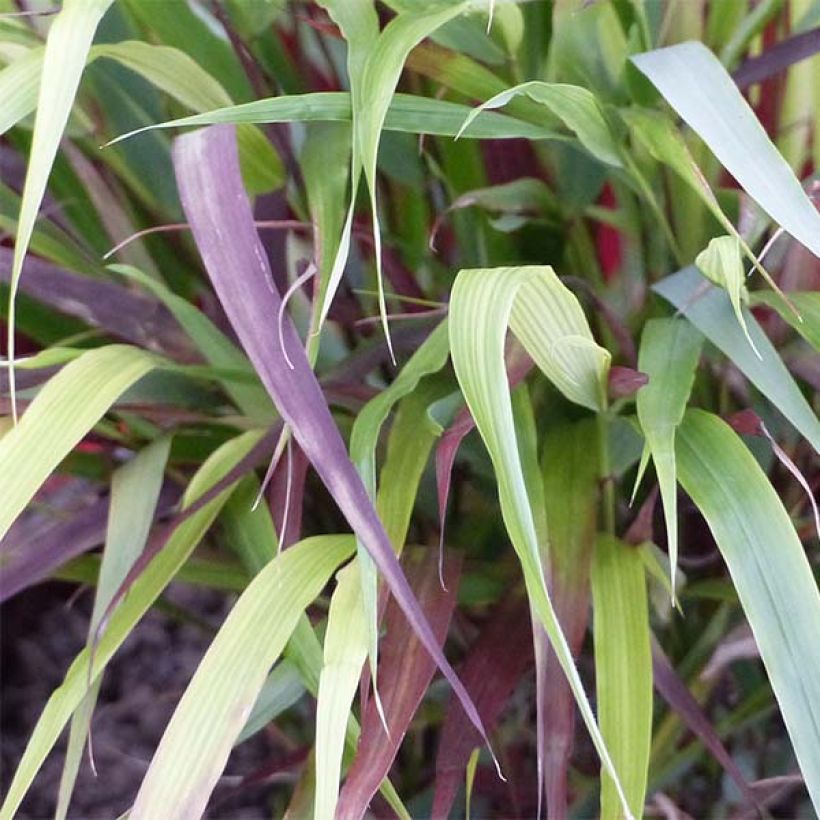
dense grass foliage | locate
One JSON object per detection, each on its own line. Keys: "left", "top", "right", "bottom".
{"left": 1, "top": 1, "right": 819, "bottom": 817}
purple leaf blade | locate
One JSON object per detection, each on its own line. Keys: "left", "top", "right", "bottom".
{"left": 171, "top": 123, "right": 493, "bottom": 766}
{"left": 337, "top": 547, "right": 461, "bottom": 820}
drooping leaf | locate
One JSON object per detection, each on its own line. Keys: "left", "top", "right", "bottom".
{"left": 0, "top": 429, "right": 265, "bottom": 820}
{"left": 695, "top": 235, "right": 758, "bottom": 356}
{"left": 130, "top": 535, "right": 356, "bottom": 820}
{"left": 448, "top": 264, "right": 630, "bottom": 815}
{"left": 6, "top": 0, "right": 115, "bottom": 419}
{"left": 0, "top": 249, "right": 192, "bottom": 359}
{"left": 676, "top": 409, "right": 820, "bottom": 810}
{"left": 654, "top": 267, "right": 820, "bottom": 453}
{"left": 592, "top": 534, "right": 653, "bottom": 819}
{"left": 636, "top": 318, "right": 703, "bottom": 597}
{"left": 0, "top": 345, "right": 156, "bottom": 541}
{"left": 622, "top": 105, "right": 781, "bottom": 296}
{"left": 318, "top": 1, "right": 470, "bottom": 354}
{"left": 631, "top": 41, "right": 820, "bottom": 258}
{"left": 0, "top": 488, "right": 109, "bottom": 602}
{"left": 172, "top": 123, "right": 493, "bottom": 757}
{"left": 458, "top": 81, "right": 623, "bottom": 167}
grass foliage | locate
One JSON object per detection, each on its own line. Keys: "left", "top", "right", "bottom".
{"left": 0, "top": 1, "right": 818, "bottom": 817}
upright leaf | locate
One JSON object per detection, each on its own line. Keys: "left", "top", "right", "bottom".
{"left": 540, "top": 420, "right": 600, "bottom": 817}
{"left": 336, "top": 548, "right": 461, "bottom": 820}
{"left": 314, "top": 561, "right": 369, "bottom": 820}
{"left": 56, "top": 435, "right": 172, "bottom": 820}
{"left": 318, "top": 1, "right": 469, "bottom": 354}
{"left": 636, "top": 318, "right": 703, "bottom": 597}
{"left": 592, "top": 535, "right": 653, "bottom": 819}
{"left": 6, "top": 0, "right": 115, "bottom": 419}
{"left": 676, "top": 410, "right": 820, "bottom": 810}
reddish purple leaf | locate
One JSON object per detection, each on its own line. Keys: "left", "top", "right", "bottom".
{"left": 432, "top": 597, "right": 534, "bottom": 818}
{"left": 268, "top": 439, "right": 309, "bottom": 550}
{"left": 171, "top": 123, "right": 491, "bottom": 754}
{"left": 435, "top": 345, "right": 534, "bottom": 549}
{"left": 337, "top": 547, "right": 461, "bottom": 820}
{"left": 652, "top": 639, "right": 758, "bottom": 808}
{"left": 0, "top": 247, "right": 195, "bottom": 361}
{"left": 0, "top": 484, "right": 107, "bottom": 602}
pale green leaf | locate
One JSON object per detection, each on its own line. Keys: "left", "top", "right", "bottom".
{"left": 632, "top": 41, "right": 820, "bottom": 258}
{"left": 622, "top": 105, "right": 786, "bottom": 301}
{"left": 131, "top": 536, "right": 356, "bottom": 820}
{"left": 315, "top": 561, "right": 368, "bottom": 820}
{"left": 676, "top": 409, "right": 820, "bottom": 810}
{"left": 0, "top": 46, "right": 42, "bottom": 135}
{"left": 449, "top": 265, "right": 629, "bottom": 816}
{"left": 0, "top": 345, "right": 156, "bottom": 541}
{"left": 750, "top": 290, "right": 820, "bottom": 351}
{"left": 695, "top": 235, "right": 759, "bottom": 356}
{"left": 0, "top": 429, "right": 265, "bottom": 820}
{"left": 636, "top": 318, "right": 703, "bottom": 598}
{"left": 592, "top": 534, "right": 653, "bottom": 820}
{"left": 654, "top": 267, "right": 820, "bottom": 453}
{"left": 6, "top": 0, "right": 115, "bottom": 419}
{"left": 108, "top": 91, "right": 562, "bottom": 145}
{"left": 458, "top": 81, "right": 623, "bottom": 167}
{"left": 56, "top": 434, "right": 172, "bottom": 820}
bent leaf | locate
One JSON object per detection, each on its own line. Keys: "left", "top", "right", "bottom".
{"left": 695, "top": 235, "right": 758, "bottom": 356}
{"left": 449, "top": 265, "right": 629, "bottom": 816}
{"left": 676, "top": 410, "right": 820, "bottom": 811}
{"left": 458, "top": 81, "right": 622, "bottom": 167}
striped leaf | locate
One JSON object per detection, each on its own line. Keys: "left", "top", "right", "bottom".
{"left": 448, "top": 265, "right": 630, "bottom": 816}
{"left": 131, "top": 536, "right": 356, "bottom": 820}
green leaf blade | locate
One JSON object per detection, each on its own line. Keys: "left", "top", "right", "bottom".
{"left": 677, "top": 410, "right": 820, "bottom": 810}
